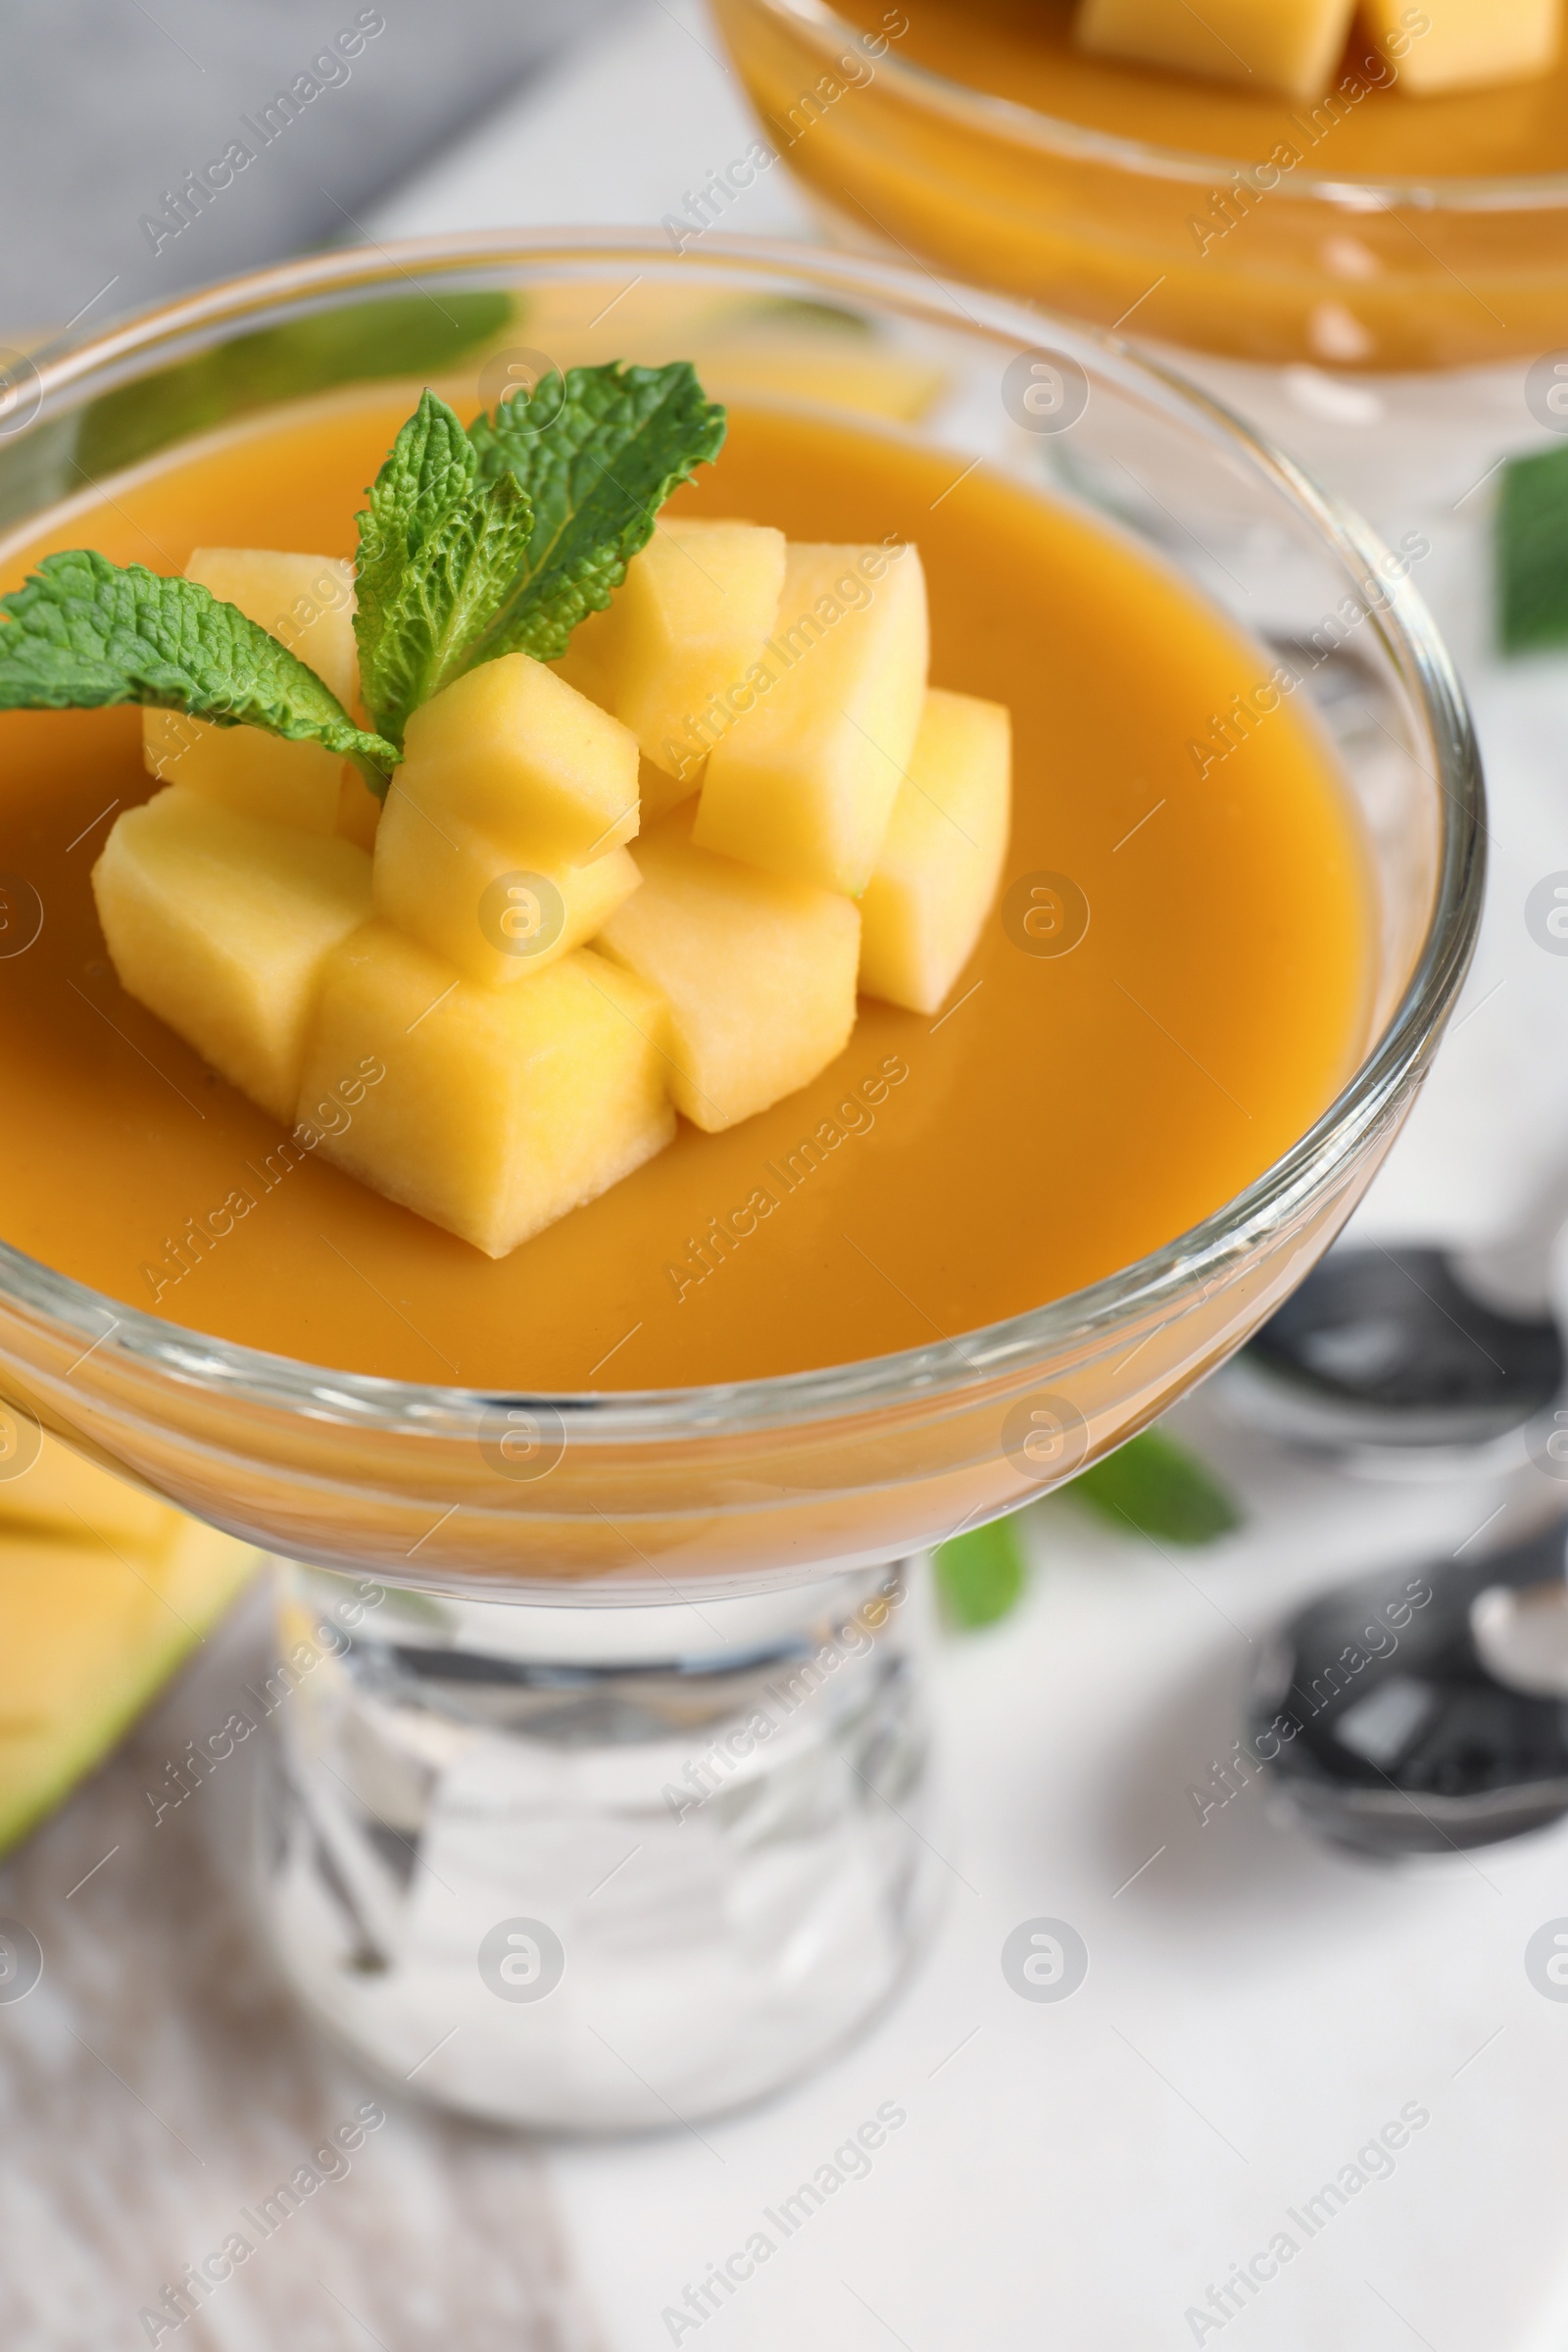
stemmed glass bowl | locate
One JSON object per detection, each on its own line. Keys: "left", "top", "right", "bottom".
{"left": 0, "top": 231, "right": 1483, "bottom": 2126}
{"left": 712, "top": 0, "right": 1568, "bottom": 539}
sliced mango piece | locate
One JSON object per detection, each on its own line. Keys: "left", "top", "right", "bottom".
{"left": 640, "top": 754, "right": 699, "bottom": 829}
{"left": 143, "top": 550, "right": 357, "bottom": 835}
{"left": 568, "top": 519, "right": 786, "bottom": 782}
{"left": 597, "top": 809, "right": 859, "bottom": 1133}
{"left": 397, "top": 653, "right": 640, "bottom": 868}
{"left": 337, "top": 769, "right": 382, "bottom": 852}
{"left": 299, "top": 925, "right": 674, "bottom": 1256}
{"left": 1363, "top": 0, "right": 1560, "bottom": 90}
{"left": 0, "top": 1472, "right": 258, "bottom": 1858}
{"left": 1075, "top": 0, "right": 1356, "bottom": 97}
{"left": 694, "top": 542, "right": 928, "bottom": 895}
{"left": 859, "top": 690, "right": 1012, "bottom": 1016}
{"left": 0, "top": 1423, "right": 170, "bottom": 1553}
{"left": 372, "top": 783, "right": 641, "bottom": 988}
{"left": 92, "top": 785, "right": 373, "bottom": 1121}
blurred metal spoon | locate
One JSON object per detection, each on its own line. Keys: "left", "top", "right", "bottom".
{"left": 1223, "top": 1240, "right": 1565, "bottom": 1466}
{"left": 1250, "top": 1516, "right": 1568, "bottom": 1855}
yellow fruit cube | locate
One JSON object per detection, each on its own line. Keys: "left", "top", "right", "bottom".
{"left": 858, "top": 690, "right": 1012, "bottom": 1016}
{"left": 397, "top": 653, "right": 640, "bottom": 868}
{"left": 693, "top": 542, "right": 928, "bottom": 895}
{"left": 337, "top": 770, "right": 382, "bottom": 851}
{"left": 0, "top": 1509, "right": 256, "bottom": 1858}
{"left": 1363, "top": 0, "right": 1559, "bottom": 90}
{"left": 92, "top": 785, "right": 373, "bottom": 1121}
{"left": 597, "top": 809, "right": 859, "bottom": 1133}
{"left": 569, "top": 518, "right": 786, "bottom": 781}
{"left": 1075, "top": 0, "right": 1356, "bottom": 97}
{"left": 371, "top": 783, "right": 641, "bottom": 988}
{"left": 0, "top": 1424, "right": 171, "bottom": 1553}
{"left": 299, "top": 927, "right": 675, "bottom": 1256}
{"left": 143, "top": 550, "right": 358, "bottom": 835}
{"left": 640, "top": 754, "right": 698, "bottom": 828}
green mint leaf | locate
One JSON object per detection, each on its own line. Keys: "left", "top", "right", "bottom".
{"left": 934, "top": 1516, "right": 1028, "bottom": 1630}
{"left": 1069, "top": 1430, "right": 1241, "bottom": 1547}
{"left": 466, "top": 360, "right": 726, "bottom": 664}
{"left": 353, "top": 389, "right": 537, "bottom": 742}
{"left": 354, "top": 388, "right": 478, "bottom": 738}
{"left": 354, "top": 389, "right": 541, "bottom": 746}
{"left": 368, "top": 470, "right": 535, "bottom": 731}
{"left": 0, "top": 551, "right": 397, "bottom": 784}
{"left": 1497, "top": 442, "right": 1568, "bottom": 654}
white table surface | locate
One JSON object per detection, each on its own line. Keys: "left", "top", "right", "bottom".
{"left": 361, "top": 12, "right": 1568, "bottom": 2345}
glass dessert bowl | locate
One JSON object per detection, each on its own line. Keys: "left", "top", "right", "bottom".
{"left": 712, "top": 0, "right": 1568, "bottom": 539}
{"left": 0, "top": 230, "right": 1482, "bottom": 2127}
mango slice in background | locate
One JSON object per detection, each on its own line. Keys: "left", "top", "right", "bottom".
{"left": 0, "top": 1429, "right": 259, "bottom": 1857}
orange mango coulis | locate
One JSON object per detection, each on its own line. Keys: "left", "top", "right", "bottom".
{"left": 720, "top": 0, "right": 1568, "bottom": 367}
{"left": 0, "top": 387, "right": 1372, "bottom": 1390}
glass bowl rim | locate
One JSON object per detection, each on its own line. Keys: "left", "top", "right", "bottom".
{"left": 0, "top": 226, "right": 1485, "bottom": 1444}
{"left": 736, "top": 0, "right": 1568, "bottom": 210}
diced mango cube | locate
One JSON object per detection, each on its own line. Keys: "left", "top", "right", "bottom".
{"left": 1075, "top": 0, "right": 1356, "bottom": 98}
{"left": 337, "top": 770, "right": 382, "bottom": 852}
{"left": 640, "top": 754, "right": 699, "bottom": 828}
{"left": 0, "top": 1425, "right": 172, "bottom": 1554}
{"left": 597, "top": 809, "right": 859, "bottom": 1133}
{"left": 92, "top": 785, "right": 372, "bottom": 1121}
{"left": 142, "top": 550, "right": 357, "bottom": 835}
{"left": 693, "top": 542, "right": 928, "bottom": 895}
{"left": 550, "top": 628, "right": 608, "bottom": 708}
{"left": 298, "top": 926, "right": 675, "bottom": 1256}
{"left": 371, "top": 783, "right": 641, "bottom": 988}
{"left": 858, "top": 690, "right": 1011, "bottom": 1016}
{"left": 397, "top": 653, "right": 640, "bottom": 868}
{"left": 569, "top": 518, "right": 786, "bottom": 782}
{"left": 1362, "top": 0, "right": 1559, "bottom": 90}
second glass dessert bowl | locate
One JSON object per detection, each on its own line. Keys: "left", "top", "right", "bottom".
{"left": 713, "top": 0, "right": 1568, "bottom": 540}
{"left": 0, "top": 230, "right": 1482, "bottom": 2127}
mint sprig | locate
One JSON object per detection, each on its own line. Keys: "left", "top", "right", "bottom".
{"left": 933, "top": 1430, "right": 1241, "bottom": 1634}
{"left": 1497, "top": 442, "right": 1568, "bottom": 654}
{"left": 0, "top": 360, "right": 725, "bottom": 797}
{"left": 0, "top": 551, "right": 397, "bottom": 788}
{"left": 1071, "top": 1429, "right": 1242, "bottom": 1546}
{"left": 354, "top": 389, "right": 536, "bottom": 750}
{"left": 352, "top": 363, "right": 726, "bottom": 745}
{"left": 934, "top": 1518, "right": 1027, "bottom": 1630}
{"left": 466, "top": 360, "right": 727, "bottom": 663}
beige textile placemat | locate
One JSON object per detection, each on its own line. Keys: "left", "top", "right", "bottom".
{"left": 0, "top": 1579, "right": 607, "bottom": 2352}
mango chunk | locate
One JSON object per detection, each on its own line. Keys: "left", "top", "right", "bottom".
{"left": 397, "top": 653, "right": 640, "bottom": 868}
{"left": 1363, "top": 0, "right": 1560, "bottom": 90}
{"left": 0, "top": 1423, "right": 171, "bottom": 1553}
{"left": 143, "top": 550, "right": 357, "bottom": 835}
{"left": 92, "top": 785, "right": 373, "bottom": 1121}
{"left": 640, "top": 753, "right": 699, "bottom": 828}
{"left": 1075, "top": 0, "right": 1356, "bottom": 97}
{"left": 569, "top": 518, "right": 786, "bottom": 783}
{"left": 299, "top": 926, "right": 675, "bottom": 1256}
{"left": 372, "top": 782, "right": 641, "bottom": 988}
{"left": 858, "top": 690, "right": 1012, "bottom": 1017}
{"left": 337, "top": 769, "right": 382, "bottom": 852}
{"left": 0, "top": 1511, "right": 258, "bottom": 1859}
{"left": 693, "top": 542, "right": 928, "bottom": 895}
{"left": 597, "top": 809, "right": 859, "bottom": 1133}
